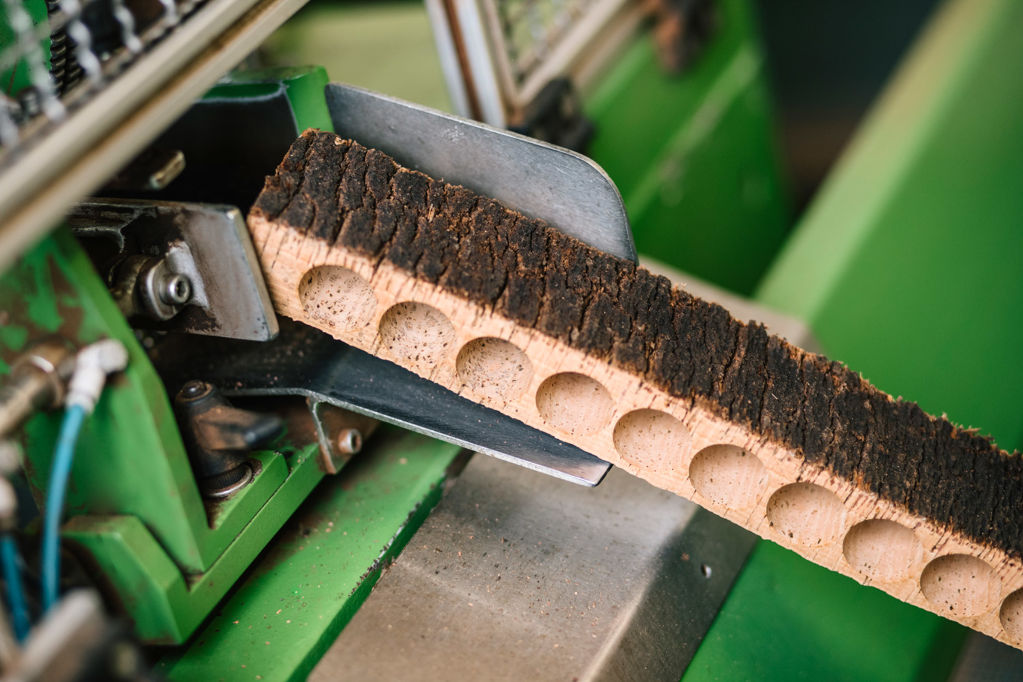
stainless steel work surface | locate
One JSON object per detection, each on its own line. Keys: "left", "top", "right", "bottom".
{"left": 311, "top": 454, "right": 755, "bottom": 681}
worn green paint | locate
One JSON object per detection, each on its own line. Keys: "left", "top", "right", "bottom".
{"left": 0, "top": 230, "right": 336, "bottom": 641}
{"left": 155, "top": 429, "right": 461, "bottom": 681}
{"left": 756, "top": 0, "right": 1023, "bottom": 451}
{"left": 0, "top": 231, "right": 307, "bottom": 572}
{"left": 0, "top": 67, "right": 351, "bottom": 642}
{"left": 65, "top": 443, "right": 325, "bottom": 643}
{"left": 684, "top": 543, "right": 966, "bottom": 682}
{"left": 0, "top": 230, "right": 210, "bottom": 571}
{"left": 584, "top": 0, "right": 789, "bottom": 295}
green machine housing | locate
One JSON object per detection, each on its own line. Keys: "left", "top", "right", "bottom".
{"left": 2, "top": 0, "right": 1023, "bottom": 679}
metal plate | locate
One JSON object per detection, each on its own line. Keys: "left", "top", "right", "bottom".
{"left": 311, "top": 454, "right": 756, "bottom": 681}
{"left": 325, "top": 83, "right": 637, "bottom": 263}
{"left": 150, "top": 321, "right": 611, "bottom": 486}
{"left": 70, "top": 198, "right": 279, "bottom": 341}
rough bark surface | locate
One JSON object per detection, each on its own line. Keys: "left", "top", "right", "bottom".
{"left": 249, "top": 130, "right": 1023, "bottom": 647}
{"left": 252, "top": 130, "right": 1023, "bottom": 558}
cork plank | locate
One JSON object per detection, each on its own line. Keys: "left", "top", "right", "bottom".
{"left": 248, "top": 130, "right": 1023, "bottom": 648}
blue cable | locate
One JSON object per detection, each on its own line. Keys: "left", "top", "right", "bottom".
{"left": 42, "top": 403, "right": 87, "bottom": 613}
{"left": 0, "top": 534, "right": 29, "bottom": 641}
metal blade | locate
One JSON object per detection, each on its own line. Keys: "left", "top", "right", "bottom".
{"left": 151, "top": 321, "right": 612, "bottom": 486}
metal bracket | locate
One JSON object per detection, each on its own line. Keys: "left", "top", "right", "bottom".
{"left": 69, "top": 198, "right": 279, "bottom": 341}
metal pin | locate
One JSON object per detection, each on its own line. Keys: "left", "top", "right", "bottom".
{"left": 57, "top": 0, "right": 103, "bottom": 85}
{"left": 111, "top": 0, "right": 143, "bottom": 54}
{"left": 335, "top": 428, "right": 363, "bottom": 456}
{"left": 157, "top": 0, "right": 179, "bottom": 28}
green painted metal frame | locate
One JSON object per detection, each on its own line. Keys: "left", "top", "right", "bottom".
{"left": 684, "top": 543, "right": 966, "bottom": 682}
{"left": 155, "top": 429, "right": 462, "bottom": 680}
{"left": 0, "top": 228, "right": 329, "bottom": 643}
{"left": 584, "top": 0, "right": 789, "bottom": 295}
{"left": 0, "top": 66, "right": 344, "bottom": 644}
{"left": 0, "top": 230, "right": 217, "bottom": 573}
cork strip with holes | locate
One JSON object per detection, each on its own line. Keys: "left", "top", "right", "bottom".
{"left": 247, "top": 129, "right": 1023, "bottom": 648}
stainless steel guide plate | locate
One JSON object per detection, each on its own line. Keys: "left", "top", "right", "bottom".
{"left": 325, "top": 83, "right": 638, "bottom": 263}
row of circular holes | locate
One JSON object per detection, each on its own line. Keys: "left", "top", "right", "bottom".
{"left": 300, "top": 267, "right": 1023, "bottom": 639}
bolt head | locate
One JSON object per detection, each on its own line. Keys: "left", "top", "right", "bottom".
{"left": 179, "top": 380, "right": 210, "bottom": 400}
{"left": 336, "top": 428, "right": 363, "bottom": 456}
{"left": 160, "top": 273, "right": 192, "bottom": 306}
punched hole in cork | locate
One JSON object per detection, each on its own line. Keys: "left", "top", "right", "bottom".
{"left": 766, "top": 482, "right": 847, "bottom": 547}
{"left": 920, "top": 554, "right": 1001, "bottom": 618}
{"left": 535, "top": 373, "right": 613, "bottom": 437}
{"left": 378, "top": 302, "right": 456, "bottom": 370}
{"left": 1000, "top": 589, "right": 1023, "bottom": 642}
{"left": 612, "top": 409, "right": 690, "bottom": 472}
{"left": 299, "top": 266, "right": 377, "bottom": 331}
{"left": 456, "top": 338, "right": 533, "bottom": 401}
{"left": 689, "top": 444, "right": 768, "bottom": 512}
{"left": 843, "top": 519, "right": 922, "bottom": 582}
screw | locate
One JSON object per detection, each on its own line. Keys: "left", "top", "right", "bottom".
{"left": 159, "top": 273, "right": 192, "bottom": 306}
{"left": 336, "top": 428, "right": 363, "bottom": 456}
{"left": 179, "top": 380, "right": 209, "bottom": 401}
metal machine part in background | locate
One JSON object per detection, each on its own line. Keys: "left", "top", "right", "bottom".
{"left": 507, "top": 76, "right": 594, "bottom": 151}
{"left": 0, "top": 0, "right": 312, "bottom": 272}
{"left": 425, "top": 0, "right": 644, "bottom": 129}
{"left": 582, "top": 0, "right": 790, "bottom": 295}
{"left": 146, "top": 66, "right": 335, "bottom": 210}
{"left": 4, "top": 590, "right": 156, "bottom": 682}
{"left": 0, "top": 341, "right": 74, "bottom": 438}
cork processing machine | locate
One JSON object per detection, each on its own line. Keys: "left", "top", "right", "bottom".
{"left": 1, "top": 0, "right": 1023, "bottom": 679}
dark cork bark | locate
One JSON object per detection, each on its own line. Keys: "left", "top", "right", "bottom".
{"left": 252, "top": 130, "right": 1023, "bottom": 558}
